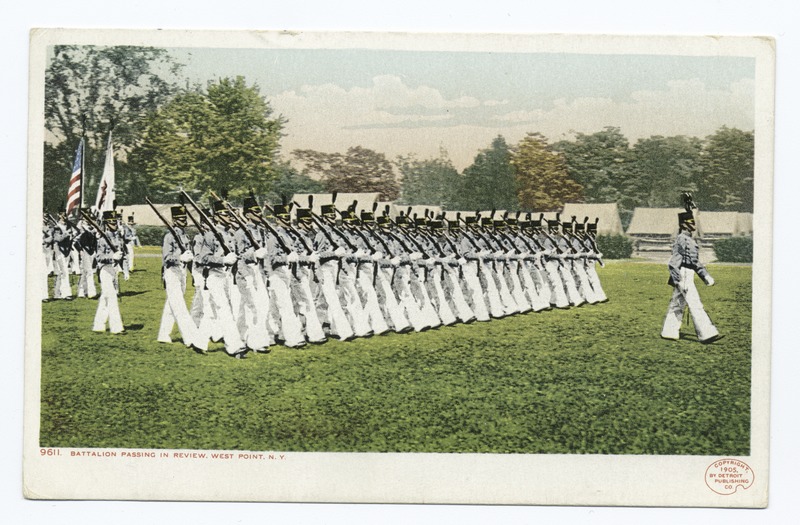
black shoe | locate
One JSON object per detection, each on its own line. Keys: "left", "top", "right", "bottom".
{"left": 232, "top": 348, "right": 250, "bottom": 359}
{"left": 700, "top": 334, "right": 725, "bottom": 345}
{"left": 191, "top": 345, "right": 208, "bottom": 355}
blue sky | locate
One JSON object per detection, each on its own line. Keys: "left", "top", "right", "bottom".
{"left": 167, "top": 47, "right": 755, "bottom": 170}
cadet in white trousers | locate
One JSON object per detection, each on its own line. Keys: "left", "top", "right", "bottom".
{"left": 157, "top": 205, "right": 206, "bottom": 352}
{"left": 92, "top": 211, "right": 125, "bottom": 334}
{"left": 661, "top": 210, "right": 722, "bottom": 344}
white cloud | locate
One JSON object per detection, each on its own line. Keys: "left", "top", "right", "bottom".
{"left": 491, "top": 78, "right": 755, "bottom": 142}
{"left": 271, "top": 76, "right": 755, "bottom": 171}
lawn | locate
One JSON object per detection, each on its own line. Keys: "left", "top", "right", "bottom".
{"left": 40, "top": 251, "right": 752, "bottom": 455}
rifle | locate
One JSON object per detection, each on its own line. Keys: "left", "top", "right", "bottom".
{"left": 178, "top": 189, "right": 231, "bottom": 255}
{"left": 145, "top": 197, "right": 185, "bottom": 252}
{"left": 79, "top": 209, "right": 123, "bottom": 255}
{"left": 251, "top": 205, "right": 291, "bottom": 254}
{"left": 210, "top": 190, "right": 262, "bottom": 251}
{"left": 263, "top": 203, "right": 312, "bottom": 255}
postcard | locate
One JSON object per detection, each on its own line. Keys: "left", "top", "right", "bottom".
{"left": 24, "top": 28, "right": 774, "bottom": 506}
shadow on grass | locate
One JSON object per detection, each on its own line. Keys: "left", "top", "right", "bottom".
{"left": 119, "top": 290, "right": 147, "bottom": 298}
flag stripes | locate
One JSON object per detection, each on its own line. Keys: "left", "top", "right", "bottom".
{"left": 65, "top": 139, "right": 83, "bottom": 216}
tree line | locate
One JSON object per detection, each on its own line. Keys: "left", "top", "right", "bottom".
{"left": 43, "top": 46, "right": 754, "bottom": 227}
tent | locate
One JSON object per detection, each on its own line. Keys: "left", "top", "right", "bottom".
{"left": 560, "top": 203, "right": 625, "bottom": 236}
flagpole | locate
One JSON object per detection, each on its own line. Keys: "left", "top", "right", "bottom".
{"left": 79, "top": 137, "right": 85, "bottom": 210}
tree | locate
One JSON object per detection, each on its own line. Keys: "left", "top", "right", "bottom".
{"left": 292, "top": 146, "right": 400, "bottom": 200}
{"left": 396, "top": 148, "right": 461, "bottom": 208}
{"left": 511, "top": 133, "right": 583, "bottom": 212}
{"left": 552, "top": 127, "right": 631, "bottom": 204}
{"left": 43, "top": 45, "right": 181, "bottom": 211}
{"left": 454, "top": 136, "right": 518, "bottom": 211}
{"left": 263, "top": 161, "right": 326, "bottom": 205}
{"left": 132, "top": 76, "right": 285, "bottom": 202}
{"left": 627, "top": 135, "right": 703, "bottom": 209}
{"left": 698, "top": 127, "right": 754, "bottom": 211}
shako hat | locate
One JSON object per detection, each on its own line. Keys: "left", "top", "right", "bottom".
{"left": 242, "top": 196, "right": 260, "bottom": 215}
{"left": 171, "top": 205, "right": 187, "bottom": 220}
{"left": 360, "top": 210, "right": 375, "bottom": 223}
{"left": 102, "top": 210, "right": 117, "bottom": 223}
{"left": 296, "top": 207, "right": 312, "bottom": 223}
{"left": 376, "top": 215, "right": 391, "bottom": 227}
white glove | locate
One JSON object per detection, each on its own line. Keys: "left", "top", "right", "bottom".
{"left": 409, "top": 252, "right": 423, "bottom": 261}
{"left": 705, "top": 275, "right": 715, "bottom": 286}
{"left": 112, "top": 251, "right": 123, "bottom": 261}
{"left": 355, "top": 249, "right": 367, "bottom": 258}
{"left": 287, "top": 252, "right": 300, "bottom": 263}
{"left": 457, "top": 257, "right": 467, "bottom": 265}
{"left": 371, "top": 251, "right": 383, "bottom": 261}
{"left": 390, "top": 256, "right": 401, "bottom": 266}
{"left": 179, "top": 251, "right": 193, "bottom": 263}
{"left": 334, "top": 247, "right": 347, "bottom": 257}
{"left": 495, "top": 250, "right": 504, "bottom": 258}
{"left": 254, "top": 247, "right": 267, "bottom": 259}
{"left": 308, "top": 253, "right": 320, "bottom": 264}
{"left": 223, "top": 252, "right": 237, "bottom": 266}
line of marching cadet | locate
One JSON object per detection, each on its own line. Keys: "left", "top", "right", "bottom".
{"left": 42, "top": 194, "right": 608, "bottom": 359}
{"left": 155, "top": 194, "right": 608, "bottom": 358}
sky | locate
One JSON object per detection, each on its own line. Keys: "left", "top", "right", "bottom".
{"left": 166, "top": 46, "right": 755, "bottom": 171}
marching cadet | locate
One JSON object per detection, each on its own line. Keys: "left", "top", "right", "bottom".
{"left": 334, "top": 204, "right": 376, "bottom": 337}
{"left": 369, "top": 212, "right": 414, "bottom": 333}
{"left": 413, "top": 216, "right": 457, "bottom": 326}
{"left": 125, "top": 214, "right": 140, "bottom": 272}
{"left": 52, "top": 212, "right": 74, "bottom": 300}
{"left": 431, "top": 217, "right": 476, "bottom": 324}
{"left": 92, "top": 211, "right": 125, "bottom": 334}
{"left": 308, "top": 202, "right": 358, "bottom": 340}
{"left": 493, "top": 217, "right": 533, "bottom": 314}
{"left": 535, "top": 217, "right": 570, "bottom": 309}
{"left": 156, "top": 204, "right": 206, "bottom": 352}
{"left": 74, "top": 211, "right": 98, "bottom": 299}
{"left": 233, "top": 196, "right": 272, "bottom": 353}
{"left": 196, "top": 202, "right": 247, "bottom": 358}
{"left": 453, "top": 215, "right": 494, "bottom": 321}
{"left": 262, "top": 204, "right": 308, "bottom": 348}
{"left": 555, "top": 215, "right": 586, "bottom": 307}
{"left": 279, "top": 206, "right": 327, "bottom": 344}
{"left": 349, "top": 208, "right": 392, "bottom": 335}
{"left": 42, "top": 218, "right": 54, "bottom": 301}
{"left": 566, "top": 218, "right": 601, "bottom": 305}
{"left": 579, "top": 218, "right": 608, "bottom": 303}
{"left": 661, "top": 200, "right": 722, "bottom": 344}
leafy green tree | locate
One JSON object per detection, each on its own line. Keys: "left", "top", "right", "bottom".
{"left": 454, "top": 135, "right": 518, "bottom": 211}
{"left": 132, "top": 76, "right": 285, "bottom": 202}
{"left": 627, "top": 135, "right": 703, "bottom": 208}
{"left": 396, "top": 148, "right": 461, "bottom": 208}
{"left": 263, "top": 161, "right": 326, "bottom": 205}
{"left": 43, "top": 45, "right": 181, "bottom": 211}
{"left": 698, "top": 127, "right": 754, "bottom": 211}
{"left": 552, "top": 127, "right": 631, "bottom": 204}
{"left": 292, "top": 146, "right": 400, "bottom": 200}
{"left": 511, "top": 133, "right": 583, "bottom": 212}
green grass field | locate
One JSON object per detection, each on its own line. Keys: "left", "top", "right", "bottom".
{"left": 40, "top": 251, "right": 752, "bottom": 455}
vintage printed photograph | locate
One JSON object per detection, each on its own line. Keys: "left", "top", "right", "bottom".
{"left": 24, "top": 29, "right": 774, "bottom": 506}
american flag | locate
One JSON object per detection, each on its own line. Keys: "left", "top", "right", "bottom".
{"left": 65, "top": 139, "right": 83, "bottom": 216}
